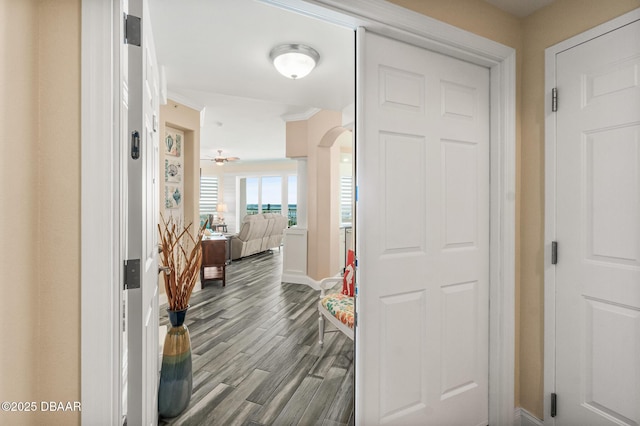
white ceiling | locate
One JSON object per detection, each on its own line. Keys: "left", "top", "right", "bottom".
{"left": 149, "top": 0, "right": 555, "bottom": 164}
{"left": 149, "top": 0, "right": 354, "bottom": 163}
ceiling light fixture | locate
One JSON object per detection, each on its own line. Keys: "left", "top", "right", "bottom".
{"left": 269, "top": 44, "right": 320, "bottom": 80}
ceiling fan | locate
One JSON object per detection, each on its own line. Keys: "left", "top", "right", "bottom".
{"left": 206, "top": 150, "right": 240, "bottom": 166}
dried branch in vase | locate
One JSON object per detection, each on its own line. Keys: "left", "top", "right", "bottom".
{"left": 158, "top": 215, "right": 207, "bottom": 311}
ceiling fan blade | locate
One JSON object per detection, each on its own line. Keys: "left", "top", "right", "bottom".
{"left": 226, "top": 157, "right": 240, "bottom": 161}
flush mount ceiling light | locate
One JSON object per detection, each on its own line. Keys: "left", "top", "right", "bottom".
{"left": 269, "top": 44, "right": 320, "bottom": 80}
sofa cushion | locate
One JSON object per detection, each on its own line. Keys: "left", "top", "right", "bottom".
{"left": 246, "top": 217, "right": 268, "bottom": 241}
{"left": 237, "top": 214, "right": 258, "bottom": 241}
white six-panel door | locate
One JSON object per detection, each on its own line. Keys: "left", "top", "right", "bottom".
{"left": 554, "top": 18, "right": 640, "bottom": 425}
{"left": 356, "top": 29, "right": 490, "bottom": 425}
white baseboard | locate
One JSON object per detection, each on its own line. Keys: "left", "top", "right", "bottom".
{"left": 514, "top": 408, "right": 543, "bottom": 426}
{"left": 282, "top": 273, "right": 319, "bottom": 290}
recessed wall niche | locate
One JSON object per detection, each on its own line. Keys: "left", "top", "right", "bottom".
{"left": 164, "top": 125, "right": 185, "bottom": 227}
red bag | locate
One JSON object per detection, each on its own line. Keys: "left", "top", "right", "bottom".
{"left": 342, "top": 249, "right": 355, "bottom": 297}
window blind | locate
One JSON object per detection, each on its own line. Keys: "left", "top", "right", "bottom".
{"left": 340, "top": 176, "right": 352, "bottom": 223}
{"left": 200, "top": 176, "right": 218, "bottom": 214}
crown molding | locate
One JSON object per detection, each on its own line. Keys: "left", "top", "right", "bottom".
{"left": 167, "top": 91, "right": 205, "bottom": 112}
{"left": 281, "top": 107, "right": 321, "bottom": 122}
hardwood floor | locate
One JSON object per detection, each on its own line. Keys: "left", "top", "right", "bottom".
{"left": 159, "top": 250, "right": 354, "bottom": 426}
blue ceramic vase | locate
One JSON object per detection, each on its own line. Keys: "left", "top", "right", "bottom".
{"left": 158, "top": 307, "right": 192, "bottom": 418}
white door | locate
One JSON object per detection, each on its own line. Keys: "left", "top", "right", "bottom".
{"left": 124, "top": 0, "right": 160, "bottom": 424}
{"left": 554, "top": 18, "right": 640, "bottom": 425}
{"left": 356, "top": 29, "right": 490, "bottom": 425}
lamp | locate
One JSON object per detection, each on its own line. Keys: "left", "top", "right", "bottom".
{"left": 216, "top": 203, "right": 228, "bottom": 223}
{"left": 269, "top": 44, "right": 320, "bottom": 80}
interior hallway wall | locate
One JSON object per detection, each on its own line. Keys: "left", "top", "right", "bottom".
{"left": 0, "top": 0, "right": 82, "bottom": 425}
{"left": 286, "top": 110, "right": 344, "bottom": 280}
{"left": 160, "top": 99, "right": 201, "bottom": 235}
{"left": 0, "top": 1, "right": 40, "bottom": 424}
{"left": 158, "top": 100, "right": 201, "bottom": 296}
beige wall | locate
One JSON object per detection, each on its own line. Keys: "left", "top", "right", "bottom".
{"left": 286, "top": 120, "right": 309, "bottom": 158}
{"left": 389, "top": 0, "right": 522, "bottom": 49}
{"left": 0, "top": 0, "right": 40, "bottom": 423}
{"left": 0, "top": 0, "right": 81, "bottom": 425}
{"left": 287, "top": 110, "right": 345, "bottom": 279}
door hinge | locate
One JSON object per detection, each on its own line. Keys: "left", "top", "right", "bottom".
{"left": 552, "top": 87, "right": 558, "bottom": 112}
{"left": 124, "top": 259, "right": 141, "bottom": 290}
{"left": 551, "top": 392, "right": 557, "bottom": 417}
{"left": 552, "top": 241, "right": 558, "bottom": 265}
{"left": 354, "top": 312, "right": 358, "bottom": 327}
{"left": 124, "top": 13, "right": 141, "bottom": 46}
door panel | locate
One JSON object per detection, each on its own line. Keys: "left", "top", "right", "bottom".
{"left": 380, "top": 132, "right": 426, "bottom": 253}
{"left": 555, "top": 18, "right": 640, "bottom": 425}
{"left": 586, "top": 126, "right": 639, "bottom": 265}
{"left": 357, "top": 29, "right": 490, "bottom": 425}
{"left": 442, "top": 140, "right": 478, "bottom": 249}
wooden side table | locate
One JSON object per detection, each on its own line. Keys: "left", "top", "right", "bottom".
{"left": 201, "top": 236, "right": 227, "bottom": 288}
{"left": 212, "top": 223, "right": 228, "bottom": 233}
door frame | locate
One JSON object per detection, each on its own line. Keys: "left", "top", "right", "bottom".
{"left": 543, "top": 8, "right": 640, "bottom": 425}
{"left": 81, "top": 0, "right": 124, "bottom": 424}
{"left": 81, "top": 0, "right": 516, "bottom": 424}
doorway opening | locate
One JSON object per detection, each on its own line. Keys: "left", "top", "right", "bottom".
{"left": 150, "top": 1, "right": 356, "bottom": 423}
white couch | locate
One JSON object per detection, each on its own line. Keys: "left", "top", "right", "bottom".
{"left": 230, "top": 213, "right": 288, "bottom": 260}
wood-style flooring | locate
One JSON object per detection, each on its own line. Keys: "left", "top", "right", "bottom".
{"left": 159, "top": 250, "right": 354, "bottom": 426}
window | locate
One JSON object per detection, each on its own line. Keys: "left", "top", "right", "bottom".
{"left": 199, "top": 176, "right": 218, "bottom": 215}
{"left": 240, "top": 175, "right": 296, "bottom": 225}
{"left": 261, "top": 176, "right": 282, "bottom": 213}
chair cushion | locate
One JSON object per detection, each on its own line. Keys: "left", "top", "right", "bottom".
{"left": 321, "top": 293, "right": 354, "bottom": 329}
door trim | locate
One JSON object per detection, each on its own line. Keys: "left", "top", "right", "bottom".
{"left": 543, "top": 8, "right": 640, "bottom": 425}
{"left": 81, "top": 0, "right": 516, "bottom": 424}
{"left": 81, "top": 0, "right": 123, "bottom": 424}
